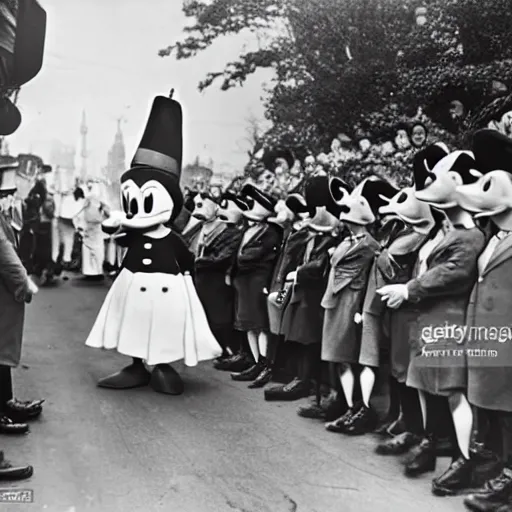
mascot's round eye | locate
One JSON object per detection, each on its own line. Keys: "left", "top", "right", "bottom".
{"left": 397, "top": 191, "right": 407, "bottom": 204}
{"left": 483, "top": 178, "right": 492, "bottom": 192}
{"left": 130, "top": 198, "right": 138, "bottom": 216}
{"left": 122, "top": 193, "right": 129, "bottom": 213}
{"left": 220, "top": 199, "right": 227, "bottom": 209}
{"left": 144, "top": 192, "right": 154, "bottom": 214}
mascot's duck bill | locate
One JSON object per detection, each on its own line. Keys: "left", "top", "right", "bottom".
{"left": 86, "top": 91, "right": 222, "bottom": 395}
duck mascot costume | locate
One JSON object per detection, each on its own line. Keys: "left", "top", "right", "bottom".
{"left": 85, "top": 91, "right": 222, "bottom": 395}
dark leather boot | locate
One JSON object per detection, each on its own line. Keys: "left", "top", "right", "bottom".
{"left": 264, "top": 378, "right": 310, "bottom": 402}
{"left": 470, "top": 443, "right": 504, "bottom": 489}
{"left": 0, "top": 415, "right": 28, "bottom": 435}
{"left": 464, "top": 468, "right": 512, "bottom": 512}
{"left": 405, "top": 435, "right": 437, "bottom": 477}
{"left": 4, "top": 399, "right": 44, "bottom": 423}
{"left": 0, "top": 452, "right": 33, "bottom": 480}
{"left": 375, "top": 432, "right": 422, "bottom": 456}
{"left": 231, "top": 362, "right": 263, "bottom": 382}
{"left": 150, "top": 364, "right": 184, "bottom": 395}
{"left": 343, "top": 405, "right": 378, "bottom": 436}
{"left": 432, "top": 456, "right": 475, "bottom": 496}
{"left": 215, "top": 353, "right": 253, "bottom": 372}
{"left": 325, "top": 404, "right": 360, "bottom": 433}
{"left": 98, "top": 358, "right": 150, "bottom": 389}
{"left": 248, "top": 358, "right": 272, "bottom": 389}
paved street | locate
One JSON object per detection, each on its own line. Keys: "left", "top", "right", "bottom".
{"left": 4, "top": 276, "right": 464, "bottom": 512}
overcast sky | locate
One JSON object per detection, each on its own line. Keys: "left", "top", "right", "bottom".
{"left": 7, "top": 0, "right": 272, "bottom": 176}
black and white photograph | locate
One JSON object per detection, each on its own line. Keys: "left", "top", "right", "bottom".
{"left": 2, "top": 0, "right": 512, "bottom": 510}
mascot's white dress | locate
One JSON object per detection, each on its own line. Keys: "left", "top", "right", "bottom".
{"left": 85, "top": 91, "right": 221, "bottom": 394}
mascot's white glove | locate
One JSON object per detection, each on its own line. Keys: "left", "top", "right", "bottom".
{"left": 102, "top": 210, "right": 125, "bottom": 235}
{"left": 377, "top": 284, "right": 409, "bottom": 309}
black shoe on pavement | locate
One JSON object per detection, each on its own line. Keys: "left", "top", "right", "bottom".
{"left": 248, "top": 366, "right": 272, "bottom": 389}
{"left": 470, "top": 444, "right": 504, "bottom": 489}
{"left": 0, "top": 415, "right": 29, "bottom": 435}
{"left": 264, "top": 378, "right": 310, "bottom": 402}
{"left": 432, "top": 456, "right": 475, "bottom": 496}
{"left": 375, "top": 432, "right": 422, "bottom": 456}
{"left": 404, "top": 436, "right": 437, "bottom": 477}
{"left": 231, "top": 362, "right": 263, "bottom": 382}
{"left": 0, "top": 452, "right": 33, "bottom": 481}
{"left": 325, "top": 405, "right": 359, "bottom": 433}
{"left": 214, "top": 354, "right": 253, "bottom": 372}
{"left": 4, "top": 398, "right": 43, "bottom": 423}
{"left": 343, "top": 405, "right": 378, "bottom": 436}
{"left": 464, "top": 468, "right": 512, "bottom": 512}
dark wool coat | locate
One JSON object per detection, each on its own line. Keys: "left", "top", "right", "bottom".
{"left": 405, "top": 226, "right": 485, "bottom": 396}
{"left": 0, "top": 214, "right": 32, "bottom": 367}
{"left": 282, "top": 233, "right": 339, "bottom": 345}
{"left": 321, "top": 232, "right": 380, "bottom": 364}
{"left": 194, "top": 223, "right": 243, "bottom": 330}
{"left": 267, "top": 227, "right": 310, "bottom": 335}
{"left": 232, "top": 223, "right": 283, "bottom": 331}
{"left": 359, "top": 226, "right": 428, "bottom": 376}
{"left": 466, "top": 232, "right": 512, "bottom": 412}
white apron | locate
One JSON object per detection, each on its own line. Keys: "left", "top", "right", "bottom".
{"left": 85, "top": 269, "right": 222, "bottom": 366}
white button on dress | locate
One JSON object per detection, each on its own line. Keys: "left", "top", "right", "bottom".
{"left": 142, "top": 258, "right": 152, "bottom": 266}
{"left": 144, "top": 243, "right": 152, "bottom": 249}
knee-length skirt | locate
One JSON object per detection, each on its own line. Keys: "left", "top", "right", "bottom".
{"left": 233, "top": 272, "right": 270, "bottom": 332}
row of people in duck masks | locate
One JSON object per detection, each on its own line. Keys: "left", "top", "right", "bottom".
{"left": 186, "top": 128, "right": 512, "bottom": 510}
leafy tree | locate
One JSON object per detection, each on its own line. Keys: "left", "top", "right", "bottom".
{"left": 160, "top": 0, "right": 512, "bottom": 162}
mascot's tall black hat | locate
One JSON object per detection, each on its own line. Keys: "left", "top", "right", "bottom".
{"left": 121, "top": 90, "right": 184, "bottom": 221}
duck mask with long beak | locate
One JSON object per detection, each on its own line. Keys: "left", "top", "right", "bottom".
{"left": 216, "top": 191, "right": 250, "bottom": 224}
{"left": 456, "top": 129, "right": 512, "bottom": 230}
{"left": 240, "top": 183, "right": 276, "bottom": 223}
{"left": 191, "top": 193, "right": 218, "bottom": 222}
{"left": 414, "top": 143, "right": 482, "bottom": 209}
{"left": 337, "top": 176, "right": 398, "bottom": 226}
{"left": 379, "top": 187, "right": 435, "bottom": 234}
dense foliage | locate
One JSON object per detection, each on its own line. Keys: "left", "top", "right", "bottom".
{"left": 161, "top": 0, "right": 512, "bottom": 188}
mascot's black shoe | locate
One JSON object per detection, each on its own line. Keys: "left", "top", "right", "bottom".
{"left": 4, "top": 399, "right": 43, "bottom": 423}
{"left": 0, "top": 452, "right": 33, "bottom": 480}
{"left": 150, "top": 364, "right": 184, "bottom": 395}
{"left": 97, "top": 361, "right": 151, "bottom": 389}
